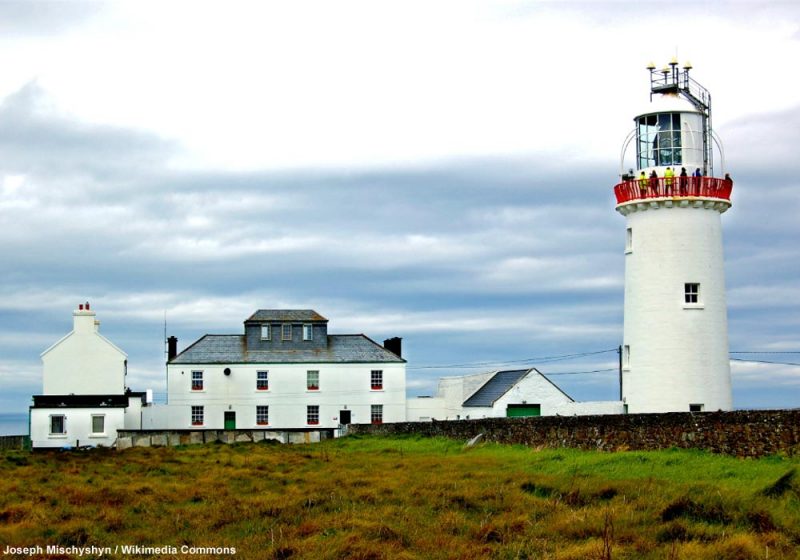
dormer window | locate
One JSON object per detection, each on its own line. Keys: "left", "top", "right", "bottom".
{"left": 260, "top": 325, "right": 271, "bottom": 340}
{"left": 302, "top": 324, "right": 313, "bottom": 341}
{"left": 281, "top": 323, "right": 292, "bottom": 341}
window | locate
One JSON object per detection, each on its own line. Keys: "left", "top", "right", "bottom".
{"left": 689, "top": 404, "right": 704, "bottom": 412}
{"left": 256, "top": 370, "right": 269, "bottom": 391}
{"left": 191, "top": 406, "right": 204, "bottom": 426}
{"left": 256, "top": 405, "right": 269, "bottom": 425}
{"left": 191, "top": 370, "right": 203, "bottom": 391}
{"left": 50, "top": 415, "right": 65, "bottom": 435}
{"left": 91, "top": 415, "right": 105, "bottom": 434}
{"left": 302, "top": 324, "right": 313, "bottom": 341}
{"left": 623, "top": 345, "right": 630, "bottom": 368}
{"left": 371, "top": 370, "right": 383, "bottom": 390}
{"left": 371, "top": 404, "right": 383, "bottom": 425}
{"left": 281, "top": 323, "right": 292, "bottom": 341}
{"left": 625, "top": 227, "right": 632, "bottom": 253}
{"left": 307, "top": 370, "right": 319, "bottom": 391}
{"left": 307, "top": 405, "right": 319, "bottom": 425}
{"left": 684, "top": 283, "right": 700, "bottom": 304}
{"left": 260, "top": 324, "right": 271, "bottom": 340}
{"left": 636, "top": 112, "right": 682, "bottom": 168}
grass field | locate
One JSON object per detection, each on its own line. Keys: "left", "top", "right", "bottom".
{"left": 1, "top": 435, "right": 799, "bottom": 559}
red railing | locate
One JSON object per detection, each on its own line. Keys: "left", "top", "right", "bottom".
{"left": 614, "top": 176, "right": 732, "bottom": 205}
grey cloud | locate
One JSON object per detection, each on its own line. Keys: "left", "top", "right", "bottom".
{"left": 0, "top": 81, "right": 176, "bottom": 181}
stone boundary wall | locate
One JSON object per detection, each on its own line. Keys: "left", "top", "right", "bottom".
{"left": 116, "top": 429, "right": 336, "bottom": 449}
{"left": 349, "top": 410, "right": 800, "bottom": 458}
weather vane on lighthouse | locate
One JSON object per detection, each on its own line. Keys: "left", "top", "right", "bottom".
{"left": 615, "top": 59, "right": 733, "bottom": 414}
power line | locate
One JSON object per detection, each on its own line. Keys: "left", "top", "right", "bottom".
{"left": 407, "top": 348, "right": 618, "bottom": 370}
{"left": 730, "top": 357, "right": 800, "bottom": 367}
{"left": 730, "top": 351, "right": 800, "bottom": 354}
{"left": 544, "top": 368, "right": 617, "bottom": 376}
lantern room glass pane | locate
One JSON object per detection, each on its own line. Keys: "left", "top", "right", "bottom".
{"left": 638, "top": 112, "right": 683, "bottom": 169}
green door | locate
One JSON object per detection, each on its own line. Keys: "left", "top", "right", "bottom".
{"left": 224, "top": 411, "right": 236, "bottom": 430}
{"left": 506, "top": 404, "right": 541, "bottom": 417}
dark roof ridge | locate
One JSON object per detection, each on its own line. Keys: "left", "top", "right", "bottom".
{"left": 245, "top": 309, "right": 328, "bottom": 323}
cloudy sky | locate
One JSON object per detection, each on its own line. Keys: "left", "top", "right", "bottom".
{"left": 1, "top": 0, "right": 799, "bottom": 415}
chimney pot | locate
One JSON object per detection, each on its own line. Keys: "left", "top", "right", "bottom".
{"left": 79, "top": 304, "right": 84, "bottom": 311}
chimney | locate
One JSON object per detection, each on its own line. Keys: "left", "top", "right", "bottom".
{"left": 73, "top": 302, "right": 97, "bottom": 334}
{"left": 167, "top": 336, "right": 178, "bottom": 362}
{"left": 383, "top": 337, "right": 402, "bottom": 358}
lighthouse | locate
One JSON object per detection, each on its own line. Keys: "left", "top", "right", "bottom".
{"left": 615, "top": 60, "right": 733, "bottom": 413}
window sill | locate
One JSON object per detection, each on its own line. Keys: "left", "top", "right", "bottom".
{"left": 255, "top": 389, "right": 270, "bottom": 392}
{"left": 191, "top": 389, "right": 206, "bottom": 393}
{"left": 683, "top": 304, "right": 705, "bottom": 310}
{"left": 306, "top": 389, "right": 319, "bottom": 392}
{"left": 371, "top": 388, "right": 384, "bottom": 392}
{"left": 256, "top": 423, "right": 269, "bottom": 427}
{"left": 89, "top": 434, "right": 107, "bottom": 438}
{"left": 48, "top": 434, "right": 68, "bottom": 438}
{"left": 621, "top": 366, "right": 631, "bottom": 372}
{"left": 624, "top": 249, "right": 632, "bottom": 255}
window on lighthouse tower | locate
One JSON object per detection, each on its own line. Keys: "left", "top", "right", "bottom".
{"left": 684, "top": 283, "right": 700, "bottom": 304}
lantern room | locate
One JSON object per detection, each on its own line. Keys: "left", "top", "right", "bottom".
{"left": 635, "top": 97, "right": 705, "bottom": 173}
{"left": 622, "top": 58, "right": 716, "bottom": 177}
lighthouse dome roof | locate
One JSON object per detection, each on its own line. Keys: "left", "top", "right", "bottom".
{"left": 633, "top": 93, "right": 701, "bottom": 120}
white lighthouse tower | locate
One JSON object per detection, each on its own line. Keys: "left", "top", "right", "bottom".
{"left": 615, "top": 60, "right": 733, "bottom": 413}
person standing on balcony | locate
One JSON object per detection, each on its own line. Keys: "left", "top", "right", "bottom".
{"left": 679, "top": 167, "right": 688, "bottom": 195}
{"left": 664, "top": 166, "right": 675, "bottom": 195}
{"left": 649, "top": 170, "right": 658, "bottom": 196}
{"left": 723, "top": 173, "right": 733, "bottom": 196}
{"left": 638, "top": 171, "right": 648, "bottom": 197}
{"left": 693, "top": 168, "right": 702, "bottom": 195}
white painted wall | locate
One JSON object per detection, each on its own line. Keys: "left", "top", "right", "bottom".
{"left": 162, "top": 362, "right": 406, "bottom": 429}
{"left": 562, "top": 401, "right": 626, "bottom": 416}
{"left": 30, "top": 407, "right": 125, "bottom": 448}
{"left": 124, "top": 397, "right": 143, "bottom": 429}
{"left": 41, "top": 309, "right": 126, "bottom": 395}
{"left": 490, "top": 372, "right": 573, "bottom": 416}
{"left": 406, "top": 397, "right": 446, "bottom": 421}
{"left": 619, "top": 200, "right": 732, "bottom": 413}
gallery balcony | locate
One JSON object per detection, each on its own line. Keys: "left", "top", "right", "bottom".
{"left": 614, "top": 176, "right": 732, "bottom": 205}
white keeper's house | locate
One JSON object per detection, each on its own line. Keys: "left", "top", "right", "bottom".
{"left": 30, "top": 303, "right": 149, "bottom": 449}
{"left": 143, "top": 310, "right": 407, "bottom": 431}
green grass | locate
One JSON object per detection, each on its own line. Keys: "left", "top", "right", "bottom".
{"left": 0, "top": 435, "right": 798, "bottom": 559}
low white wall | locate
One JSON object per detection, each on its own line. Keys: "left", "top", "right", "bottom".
{"left": 560, "top": 401, "right": 626, "bottom": 416}
{"left": 30, "top": 407, "right": 124, "bottom": 448}
{"left": 406, "top": 397, "right": 446, "bottom": 421}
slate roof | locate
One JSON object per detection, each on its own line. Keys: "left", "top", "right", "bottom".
{"left": 462, "top": 368, "right": 574, "bottom": 407}
{"left": 245, "top": 310, "right": 328, "bottom": 323}
{"left": 462, "top": 369, "right": 531, "bottom": 407}
{"left": 171, "top": 334, "right": 405, "bottom": 364}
